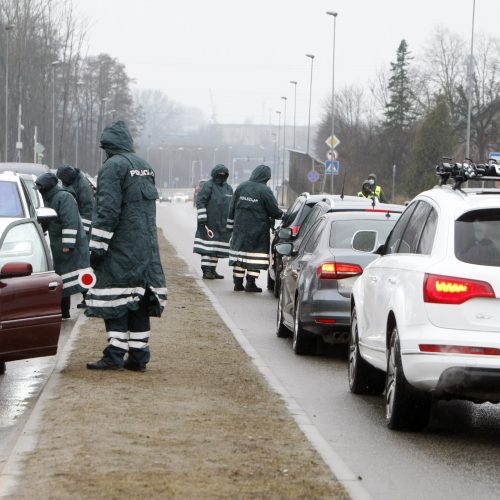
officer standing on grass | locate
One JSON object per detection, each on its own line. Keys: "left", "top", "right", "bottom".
{"left": 227, "top": 164, "right": 283, "bottom": 292}
{"left": 193, "top": 164, "right": 233, "bottom": 279}
{"left": 85, "top": 120, "right": 167, "bottom": 372}
{"left": 35, "top": 173, "right": 90, "bottom": 319}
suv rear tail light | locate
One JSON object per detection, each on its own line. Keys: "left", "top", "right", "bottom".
{"left": 290, "top": 225, "right": 300, "bottom": 237}
{"left": 423, "top": 273, "right": 495, "bottom": 304}
{"left": 317, "top": 262, "right": 363, "bottom": 280}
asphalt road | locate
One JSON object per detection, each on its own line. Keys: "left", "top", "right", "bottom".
{"left": 158, "top": 201, "right": 500, "bottom": 500}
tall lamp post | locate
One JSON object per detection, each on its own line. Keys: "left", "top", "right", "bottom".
{"left": 275, "top": 110, "right": 281, "bottom": 195}
{"left": 290, "top": 80, "right": 297, "bottom": 149}
{"left": 4, "top": 23, "right": 15, "bottom": 162}
{"left": 75, "top": 80, "right": 84, "bottom": 168}
{"left": 281, "top": 96, "right": 287, "bottom": 205}
{"left": 51, "top": 60, "right": 61, "bottom": 167}
{"left": 305, "top": 54, "right": 315, "bottom": 155}
{"left": 326, "top": 11, "right": 338, "bottom": 194}
{"left": 465, "top": 0, "right": 476, "bottom": 160}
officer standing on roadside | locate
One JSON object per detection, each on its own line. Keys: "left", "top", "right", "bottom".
{"left": 56, "top": 164, "right": 95, "bottom": 240}
{"left": 357, "top": 180, "right": 374, "bottom": 199}
{"left": 227, "top": 164, "right": 283, "bottom": 292}
{"left": 193, "top": 164, "right": 233, "bottom": 279}
{"left": 367, "top": 173, "right": 387, "bottom": 202}
{"left": 86, "top": 120, "right": 167, "bottom": 372}
{"left": 35, "top": 173, "right": 90, "bottom": 319}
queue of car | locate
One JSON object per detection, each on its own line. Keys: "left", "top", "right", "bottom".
{"left": 274, "top": 166, "right": 500, "bottom": 432}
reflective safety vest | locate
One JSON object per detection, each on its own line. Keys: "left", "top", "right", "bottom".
{"left": 357, "top": 191, "right": 371, "bottom": 198}
{"left": 374, "top": 185, "right": 382, "bottom": 198}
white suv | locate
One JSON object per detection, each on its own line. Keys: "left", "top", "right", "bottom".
{"left": 349, "top": 177, "right": 500, "bottom": 430}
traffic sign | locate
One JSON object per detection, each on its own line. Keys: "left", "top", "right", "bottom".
{"left": 307, "top": 170, "right": 320, "bottom": 183}
{"left": 325, "top": 160, "right": 340, "bottom": 175}
{"left": 326, "top": 149, "right": 338, "bottom": 161}
{"left": 489, "top": 152, "right": 500, "bottom": 162}
{"left": 325, "top": 135, "right": 340, "bottom": 149}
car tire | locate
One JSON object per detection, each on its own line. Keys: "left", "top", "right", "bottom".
{"left": 276, "top": 286, "right": 292, "bottom": 338}
{"left": 348, "top": 306, "right": 385, "bottom": 394}
{"left": 0, "top": 362, "right": 5, "bottom": 375}
{"left": 267, "top": 270, "right": 275, "bottom": 291}
{"left": 292, "top": 300, "right": 315, "bottom": 355}
{"left": 385, "top": 326, "right": 431, "bottom": 431}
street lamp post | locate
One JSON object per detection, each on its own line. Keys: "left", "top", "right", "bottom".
{"left": 4, "top": 24, "right": 15, "bottom": 162}
{"left": 327, "top": 11, "right": 338, "bottom": 194}
{"left": 465, "top": 0, "right": 476, "bottom": 159}
{"left": 213, "top": 147, "right": 218, "bottom": 166}
{"left": 99, "top": 97, "right": 109, "bottom": 166}
{"left": 51, "top": 60, "right": 61, "bottom": 167}
{"left": 290, "top": 81, "right": 297, "bottom": 149}
{"left": 306, "top": 54, "right": 315, "bottom": 155}
{"left": 275, "top": 110, "right": 281, "bottom": 196}
{"left": 75, "top": 80, "right": 84, "bottom": 168}
{"left": 281, "top": 96, "right": 287, "bottom": 205}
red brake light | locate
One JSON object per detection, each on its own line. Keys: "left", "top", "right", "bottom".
{"left": 420, "top": 344, "right": 500, "bottom": 356}
{"left": 423, "top": 273, "right": 495, "bottom": 305}
{"left": 290, "top": 225, "right": 300, "bottom": 237}
{"left": 315, "top": 318, "right": 337, "bottom": 324}
{"left": 317, "top": 262, "right": 363, "bottom": 280}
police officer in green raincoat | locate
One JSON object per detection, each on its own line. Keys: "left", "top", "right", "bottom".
{"left": 86, "top": 120, "right": 167, "bottom": 372}
{"left": 35, "top": 173, "right": 90, "bottom": 319}
{"left": 193, "top": 164, "right": 233, "bottom": 279}
{"left": 56, "top": 164, "right": 95, "bottom": 240}
{"left": 227, "top": 164, "right": 283, "bottom": 292}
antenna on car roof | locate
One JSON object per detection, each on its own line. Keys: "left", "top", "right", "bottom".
{"left": 340, "top": 170, "right": 346, "bottom": 199}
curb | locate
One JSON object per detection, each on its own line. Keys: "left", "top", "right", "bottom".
{"left": 0, "top": 311, "right": 88, "bottom": 498}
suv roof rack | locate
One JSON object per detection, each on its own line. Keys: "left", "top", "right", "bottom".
{"left": 436, "top": 159, "right": 500, "bottom": 190}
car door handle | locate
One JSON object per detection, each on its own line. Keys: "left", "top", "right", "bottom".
{"left": 48, "top": 281, "right": 59, "bottom": 290}
{"left": 388, "top": 277, "right": 396, "bottom": 285}
{"left": 369, "top": 276, "right": 378, "bottom": 283}
{"left": 291, "top": 270, "right": 299, "bottom": 279}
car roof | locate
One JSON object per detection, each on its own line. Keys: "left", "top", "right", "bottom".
{"left": 0, "top": 163, "right": 49, "bottom": 176}
{"left": 415, "top": 184, "right": 500, "bottom": 219}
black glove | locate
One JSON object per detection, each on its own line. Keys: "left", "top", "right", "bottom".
{"left": 90, "top": 251, "right": 105, "bottom": 270}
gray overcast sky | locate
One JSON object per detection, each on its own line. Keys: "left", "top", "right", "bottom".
{"left": 75, "top": 0, "right": 500, "bottom": 126}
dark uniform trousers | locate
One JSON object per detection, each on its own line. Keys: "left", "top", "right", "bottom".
{"left": 103, "top": 291, "right": 151, "bottom": 366}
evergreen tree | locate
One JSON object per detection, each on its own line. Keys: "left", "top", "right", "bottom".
{"left": 404, "top": 95, "right": 457, "bottom": 197}
{"left": 384, "top": 40, "right": 417, "bottom": 129}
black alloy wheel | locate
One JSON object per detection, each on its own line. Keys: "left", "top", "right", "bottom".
{"left": 385, "top": 325, "right": 431, "bottom": 431}
{"left": 276, "top": 285, "right": 292, "bottom": 338}
{"left": 292, "top": 299, "right": 315, "bottom": 355}
{"left": 348, "top": 306, "right": 385, "bottom": 394}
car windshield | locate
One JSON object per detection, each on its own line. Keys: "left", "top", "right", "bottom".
{"left": 455, "top": 209, "right": 500, "bottom": 267}
{"left": 0, "top": 181, "right": 24, "bottom": 217}
{"left": 329, "top": 219, "right": 396, "bottom": 249}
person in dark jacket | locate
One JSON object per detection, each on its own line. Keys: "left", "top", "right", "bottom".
{"left": 56, "top": 164, "right": 96, "bottom": 309}
{"left": 85, "top": 120, "right": 167, "bottom": 372}
{"left": 227, "top": 164, "right": 283, "bottom": 292}
{"left": 56, "top": 164, "right": 95, "bottom": 240}
{"left": 193, "top": 164, "right": 233, "bottom": 279}
{"left": 35, "top": 173, "right": 90, "bottom": 319}
{"left": 367, "top": 173, "right": 387, "bottom": 202}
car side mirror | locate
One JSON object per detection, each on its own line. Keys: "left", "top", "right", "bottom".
{"left": 36, "top": 207, "right": 58, "bottom": 223}
{"left": 278, "top": 227, "right": 292, "bottom": 239}
{"left": 275, "top": 242, "right": 293, "bottom": 256}
{"left": 0, "top": 262, "right": 33, "bottom": 278}
{"left": 352, "top": 230, "right": 378, "bottom": 253}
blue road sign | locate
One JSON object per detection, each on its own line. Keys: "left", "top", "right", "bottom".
{"left": 489, "top": 152, "right": 500, "bottom": 162}
{"left": 308, "top": 170, "right": 320, "bottom": 183}
{"left": 325, "top": 160, "right": 340, "bottom": 175}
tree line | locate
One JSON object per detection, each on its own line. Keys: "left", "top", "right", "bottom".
{"left": 314, "top": 29, "right": 500, "bottom": 200}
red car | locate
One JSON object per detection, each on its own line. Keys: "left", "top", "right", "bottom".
{"left": 0, "top": 174, "right": 63, "bottom": 374}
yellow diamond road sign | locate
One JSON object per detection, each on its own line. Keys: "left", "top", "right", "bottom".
{"left": 325, "top": 135, "right": 340, "bottom": 149}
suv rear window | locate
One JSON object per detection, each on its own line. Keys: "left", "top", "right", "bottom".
{"left": 455, "top": 209, "right": 500, "bottom": 266}
{"left": 330, "top": 219, "right": 397, "bottom": 249}
{"left": 282, "top": 197, "right": 305, "bottom": 226}
{"left": 0, "top": 181, "right": 24, "bottom": 217}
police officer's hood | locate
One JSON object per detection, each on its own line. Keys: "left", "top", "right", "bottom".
{"left": 249, "top": 164, "right": 271, "bottom": 184}
{"left": 99, "top": 120, "right": 135, "bottom": 157}
{"left": 35, "top": 172, "right": 59, "bottom": 193}
{"left": 211, "top": 164, "right": 229, "bottom": 184}
{"left": 56, "top": 164, "right": 79, "bottom": 186}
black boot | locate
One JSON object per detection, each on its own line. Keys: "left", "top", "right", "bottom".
{"left": 86, "top": 358, "right": 124, "bottom": 371}
{"left": 212, "top": 268, "right": 224, "bottom": 279}
{"left": 202, "top": 266, "right": 216, "bottom": 280}
{"left": 245, "top": 277, "right": 262, "bottom": 293}
{"left": 233, "top": 277, "right": 244, "bottom": 291}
